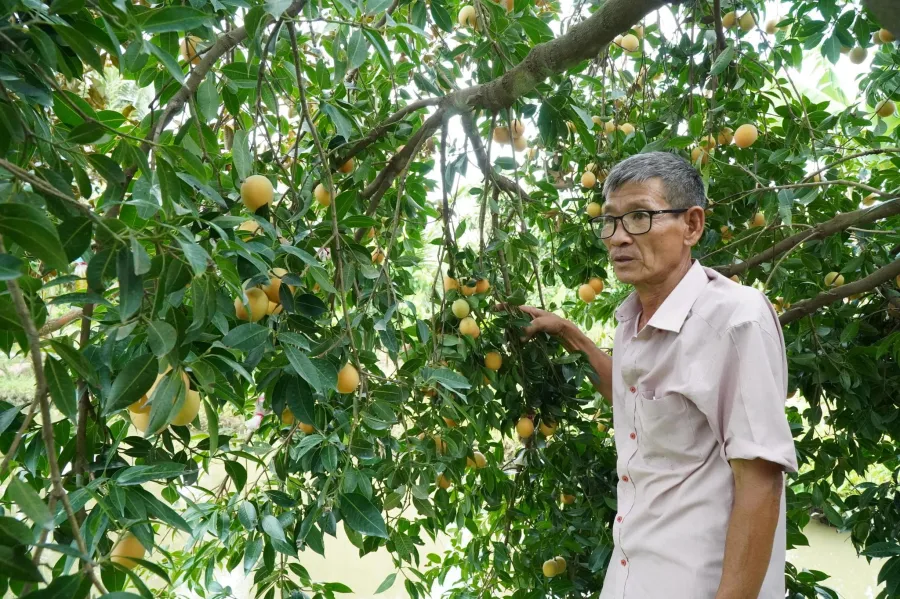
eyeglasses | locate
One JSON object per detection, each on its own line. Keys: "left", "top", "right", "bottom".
{"left": 589, "top": 209, "right": 689, "bottom": 239}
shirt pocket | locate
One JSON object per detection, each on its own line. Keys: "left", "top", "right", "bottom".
{"left": 636, "top": 391, "right": 700, "bottom": 468}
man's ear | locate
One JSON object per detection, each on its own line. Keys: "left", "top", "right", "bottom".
{"left": 684, "top": 206, "right": 705, "bottom": 245}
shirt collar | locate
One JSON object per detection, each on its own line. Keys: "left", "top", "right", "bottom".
{"left": 614, "top": 261, "right": 710, "bottom": 333}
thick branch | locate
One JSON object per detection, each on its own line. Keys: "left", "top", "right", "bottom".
{"left": 39, "top": 308, "right": 83, "bottom": 337}
{"left": 802, "top": 148, "right": 900, "bottom": 182}
{"left": 712, "top": 0, "right": 726, "bottom": 51}
{"left": 340, "top": 97, "right": 441, "bottom": 165}
{"left": 779, "top": 258, "right": 900, "bottom": 325}
{"left": 717, "top": 199, "right": 900, "bottom": 277}
{"left": 863, "top": 0, "right": 900, "bottom": 38}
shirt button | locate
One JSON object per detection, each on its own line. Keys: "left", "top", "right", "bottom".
{"left": 629, "top": 432, "right": 636, "bottom": 440}
{"left": 622, "top": 475, "right": 629, "bottom": 482}
{"left": 621, "top": 559, "right": 627, "bottom": 567}
{"left": 616, "top": 515, "right": 623, "bottom": 522}
{"left": 629, "top": 386, "right": 636, "bottom": 393}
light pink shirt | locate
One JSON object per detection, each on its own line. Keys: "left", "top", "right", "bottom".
{"left": 599, "top": 261, "right": 798, "bottom": 599}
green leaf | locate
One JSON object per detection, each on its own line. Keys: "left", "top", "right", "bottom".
{"left": 346, "top": 30, "right": 368, "bottom": 70}
{"left": 0, "top": 516, "right": 35, "bottom": 546}
{"left": 0, "top": 545, "right": 44, "bottom": 582}
{"left": 145, "top": 369, "right": 186, "bottom": 434}
{"left": 177, "top": 238, "right": 209, "bottom": 276}
{"left": 864, "top": 542, "right": 900, "bottom": 558}
{"left": 67, "top": 121, "right": 106, "bottom": 144}
{"left": 53, "top": 25, "right": 103, "bottom": 72}
{"left": 0, "top": 203, "right": 68, "bottom": 271}
{"left": 97, "top": 594, "right": 145, "bottom": 599}
{"left": 6, "top": 478, "right": 52, "bottom": 529}
{"left": 146, "top": 321, "right": 176, "bottom": 357}
{"left": 103, "top": 354, "right": 158, "bottom": 414}
{"left": 142, "top": 7, "right": 211, "bottom": 33}
{"left": 277, "top": 375, "right": 315, "bottom": 426}
{"left": 321, "top": 103, "right": 355, "bottom": 141}
{"left": 243, "top": 536, "right": 263, "bottom": 574}
{"left": 224, "top": 461, "right": 247, "bottom": 492}
{"left": 238, "top": 501, "right": 258, "bottom": 530}
{"left": 116, "top": 463, "right": 185, "bottom": 485}
{"left": 147, "top": 42, "right": 185, "bottom": 85}
{"left": 131, "top": 237, "right": 151, "bottom": 275}
{"left": 375, "top": 573, "right": 397, "bottom": 594}
{"left": 222, "top": 323, "right": 270, "bottom": 352}
{"left": 284, "top": 346, "right": 336, "bottom": 395}
{"left": 19, "top": 573, "right": 86, "bottom": 598}
{"left": 264, "top": 0, "right": 291, "bottom": 18}
{"left": 57, "top": 217, "right": 93, "bottom": 262}
{"left": 197, "top": 75, "right": 219, "bottom": 122}
{"left": 117, "top": 247, "right": 143, "bottom": 320}
{"left": 232, "top": 129, "right": 251, "bottom": 180}
{"left": 49, "top": 340, "right": 98, "bottom": 387}
{"left": 0, "top": 254, "right": 23, "bottom": 280}
{"left": 519, "top": 15, "right": 554, "bottom": 43}
{"left": 203, "top": 397, "right": 218, "bottom": 454}
{"left": 709, "top": 43, "right": 735, "bottom": 77}
{"left": 88, "top": 154, "right": 125, "bottom": 186}
{"left": 261, "top": 514, "right": 284, "bottom": 542}
{"left": 44, "top": 355, "right": 77, "bottom": 421}
{"left": 340, "top": 492, "right": 388, "bottom": 539}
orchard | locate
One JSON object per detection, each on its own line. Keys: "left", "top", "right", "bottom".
{"left": 0, "top": 0, "right": 898, "bottom": 596}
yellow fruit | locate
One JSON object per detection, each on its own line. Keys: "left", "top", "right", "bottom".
{"left": 765, "top": 19, "right": 777, "bottom": 34}
{"left": 458, "top": 5, "right": 477, "bottom": 27}
{"left": 620, "top": 33, "right": 639, "bottom": 52}
{"left": 862, "top": 194, "right": 877, "bottom": 206}
{"left": 372, "top": 249, "right": 385, "bottom": 264}
{"left": 262, "top": 267, "right": 291, "bottom": 303}
{"left": 282, "top": 408, "right": 295, "bottom": 426}
{"left": 170, "top": 389, "right": 200, "bottom": 426}
{"left": 452, "top": 298, "right": 471, "bottom": 319}
{"left": 825, "top": 272, "right": 845, "bottom": 287}
{"left": 129, "top": 396, "right": 151, "bottom": 414}
{"left": 181, "top": 35, "right": 202, "bottom": 66}
{"left": 722, "top": 11, "right": 736, "bottom": 28}
{"left": 130, "top": 410, "right": 150, "bottom": 433}
{"left": 337, "top": 363, "right": 360, "bottom": 393}
{"left": 542, "top": 558, "right": 558, "bottom": 577}
{"left": 461, "top": 281, "right": 477, "bottom": 296}
{"left": 298, "top": 421, "right": 315, "bottom": 434}
{"left": 474, "top": 451, "right": 487, "bottom": 468}
{"left": 485, "top": 351, "right": 502, "bottom": 370}
{"left": 516, "top": 416, "right": 534, "bottom": 439}
{"left": 750, "top": 212, "right": 766, "bottom": 228}
{"left": 437, "top": 473, "right": 452, "bottom": 489}
{"left": 596, "top": 421, "right": 607, "bottom": 432}
{"left": 578, "top": 284, "right": 596, "bottom": 303}
{"left": 237, "top": 219, "right": 262, "bottom": 236}
{"left": 691, "top": 146, "right": 711, "bottom": 165}
{"left": 539, "top": 420, "right": 558, "bottom": 436}
{"left": 840, "top": 45, "right": 851, "bottom": 54}
{"left": 591, "top": 115, "right": 603, "bottom": 126}
{"left": 459, "top": 317, "right": 480, "bottom": 338}
{"left": 738, "top": 12, "right": 755, "bottom": 32}
{"left": 502, "top": 0, "right": 513, "bottom": 12}
{"left": 581, "top": 171, "right": 597, "bottom": 188}
{"left": 493, "top": 126, "right": 511, "bottom": 144}
{"left": 875, "top": 99, "right": 896, "bottom": 118}
{"left": 603, "top": 121, "right": 617, "bottom": 134}
{"left": 566, "top": 120, "right": 576, "bottom": 133}
{"left": 720, "top": 225, "right": 733, "bottom": 241}
{"left": 111, "top": 533, "right": 145, "bottom": 569}
{"left": 510, "top": 119, "right": 526, "bottom": 138}
{"left": 733, "top": 124, "right": 758, "bottom": 148}
{"left": 235, "top": 288, "right": 269, "bottom": 322}
{"left": 338, "top": 158, "right": 354, "bottom": 173}
{"left": 475, "top": 278, "right": 490, "bottom": 294}
{"left": 618, "top": 123, "right": 635, "bottom": 135}
{"left": 717, "top": 127, "right": 734, "bottom": 145}
{"left": 442, "top": 416, "right": 458, "bottom": 428}
{"left": 443, "top": 276, "right": 458, "bottom": 292}
{"left": 586, "top": 202, "right": 602, "bottom": 218}
{"left": 266, "top": 301, "right": 282, "bottom": 315}
{"left": 633, "top": 25, "right": 644, "bottom": 39}
{"left": 554, "top": 556, "right": 567, "bottom": 573}
{"left": 588, "top": 277, "right": 604, "bottom": 293}
{"left": 314, "top": 183, "right": 334, "bottom": 207}
{"left": 561, "top": 493, "right": 576, "bottom": 504}
{"left": 513, "top": 135, "right": 527, "bottom": 152}
{"left": 848, "top": 46, "right": 867, "bottom": 64}
{"left": 729, "top": 275, "right": 740, "bottom": 283}
{"left": 241, "top": 175, "right": 274, "bottom": 212}
{"left": 879, "top": 28, "right": 896, "bottom": 43}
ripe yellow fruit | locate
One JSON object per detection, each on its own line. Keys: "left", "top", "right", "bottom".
{"left": 691, "top": 146, "right": 711, "bottom": 165}
{"left": 442, "top": 416, "right": 458, "bottom": 428}
{"left": 633, "top": 25, "right": 644, "bottom": 39}
{"left": 130, "top": 410, "right": 151, "bottom": 432}
{"left": 461, "top": 281, "right": 477, "bottom": 296}
{"left": 241, "top": 175, "right": 274, "bottom": 212}
{"left": 566, "top": 120, "right": 577, "bottom": 133}
{"left": 237, "top": 219, "right": 261, "bottom": 236}
{"left": 848, "top": 46, "right": 867, "bottom": 64}
{"left": 235, "top": 288, "right": 269, "bottom": 322}
{"left": 554, "top": 556, "right": 567, "bottom": 574}
{"left": 542, "top": 558, "right": 558, "bottom": 577}
{"left": 298, "top": 421, "right": 315, "bottom": 434}
{"left": 452, "top": 298, "right": 471, "bottom": 319}
{"left": 722, "top": 11, "right": 736, "bottom": 28}
{"left": 337, "top": 363, "right": 360, "bottom": 393}
{"left": 338, "top": 158, "right": 354, "bottom": 173}
{"left": 618, "top": 123, "right": 635, "bottom": 135}
{"left": 720, "top": 225, "right": 733, "bottom": 241}
{"left": 266, "top": 301, "right": 282, "bottom": 315}
{"left": 733, "top": 124, "right": 758, "bottom": 148}
{"left": 603, "top": 121, "right": 617, "bottom": 135}
{"left": 282, "top": 408, "right": 295, "bottom": 426}
{"left": 588, "top": 277, "right": 604, "bottom": 293}
{"left": 262, "top": 268, "right": 291, "bottom": 303}
{"left": 738, "top": 12, "right": 755, "bottom": 32}
{"left": 493, "top": 126, "right": 511, "bottom": 144}
{"left": 620, "top": 33, "right": 639, "bottom": 52}
{"left": 432, "top": 434, "right": 448, "bottom": 454}
{"left": 875, "top": 100, "right": 896, "bottom": 118}
{"left": 750, "top": 212, "right": 766, "bottom": 228}
{"left": 510, "top": 119, "right": 526, "bottom": 138}
{"left": 765, "top": 19, "right": 777, "bottom": 34}
{"left": 591, "top": 115, "right": 603, "bottom": 126}
{"left": 502, "top": 0, "right": 513, "bottom": 12}
{"left": 561, "top": 493, "right": 576, "bottom": 504}
{"left": 129, "top": 396, "right": 151, "bottom": 414}
{"left": 729, "top": 275, "right": 740, "bottom": 283}
{"left": 314, "top": 183, "right": 334, "bottom": 207}
{"left": 181, "top": 35, "right": 202, "bottom": 66}
{"left": 879, "top": 28, "right": 896, "bottom": 43}
{"left": 111, "top": 533, "right": 145, "bottom": 569}
{"left": 516, "top": 416, "right": 534, "bottom": 439}
{"left": 485, "top": 351, "right": 502, "bottom": 370}
{"left": 539, "top": 420, "right": 558, "bottom": 436}
{"left": 475, "top": 278, "right": 490, "bottom": 294}
{"left": 586, "top": 202, "right": 602, "bottom": 218}
{"left": 862, "top": 194, "right": 877, "bottom": 206}
{"left": 717, "top": 127, "right": 734, "bottom": 145}
{"left": 458, "top": 5, "right": 477, "bottom": 27}
{"left": 443, "top": 276, "right": 458, "bottom": 292}
{"left": 467, "top": 450, "right": 487, "bottom": 468}
{"left": 596, "top": 421, "right": 607, "bottom": 432}
{"left": 459, "top": 317, "right": 480, "bottom": 338}
{"left": 372, "top": 249, "right": 385, "bottom": 264}
{"left": 512, "top": 135, "right": 527, "bottom": 152}
{"left": 437, "top": 473, "right": 452, "bottom": 489}
{"left": 825, "top": 272, "right": 845, "bottom": 287}
{"left": 170, "top": 389, "right": 201, "bottom": 426}
{"left": 578, "top": 284, "right": 596, "bottom": 303}
{"left": 581, "top": 171, "right": 597, "bottom": 188}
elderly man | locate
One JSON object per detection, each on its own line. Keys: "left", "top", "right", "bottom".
{"left": 519, "top": 152, "right": 797, "bottom": 598}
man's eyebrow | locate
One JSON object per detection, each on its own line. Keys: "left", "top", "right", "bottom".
{"left": 602, "top": 199, "right": 655, "bottom": 214}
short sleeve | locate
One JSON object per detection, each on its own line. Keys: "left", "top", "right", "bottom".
{"left": 700, "top": 309, "right": 798, "bottom": 472}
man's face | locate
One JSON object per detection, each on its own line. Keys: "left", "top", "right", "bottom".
{"left": 602, "top": 178, "right": 703, "bottom": 287}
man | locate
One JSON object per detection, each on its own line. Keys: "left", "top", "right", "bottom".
{"left": 518, "top": 152, "right": 797, "bottom": 598}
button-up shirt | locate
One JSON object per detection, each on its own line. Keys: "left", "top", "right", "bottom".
{"left": 599, "top": 261, "right": 798, "bottom": 599}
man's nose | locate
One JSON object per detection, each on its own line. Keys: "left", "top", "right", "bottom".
{"left": 606, "top": 221, "right": 633, "bottom": 246}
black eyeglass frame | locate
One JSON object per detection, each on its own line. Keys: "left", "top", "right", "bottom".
{"left": 589, "top": 208, "right": 689, "bottom": 239}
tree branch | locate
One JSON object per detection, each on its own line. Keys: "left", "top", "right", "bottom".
{"left": 339, "top": 97, "right": 442, "bottom": 165}
{"left": 802, "top": 148, "right": 900, "bottom": 182}
{"left": 779, "top": 258, "right": 900, "bottom": 325}
{"left": 458, "top": 112, "right": 536, "bottom": 205}
{"left": 38, "top": 308, "right": 83, "bottom": 337}
{"left": 712, "top": 0, "right": 726, "bottom": 51}
{"left": 717, "top": 199, "right": 900, "bottom": 277}
{"left": 863, "top": 0, "right": 900, "bottom": 39}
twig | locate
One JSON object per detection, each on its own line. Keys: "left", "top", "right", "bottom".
{"left": 38, "top": 308, "right": 83, "bottom": 336}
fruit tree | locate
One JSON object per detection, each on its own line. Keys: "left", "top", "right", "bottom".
{"left": 0, "top": 0, "right": 899, "bottom": 596}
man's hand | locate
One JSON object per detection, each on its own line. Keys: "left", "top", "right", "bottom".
{"left": 518, "top": 306, "right": 575, "bottom": 341}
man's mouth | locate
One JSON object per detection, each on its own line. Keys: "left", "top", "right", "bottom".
{"left": 612, "top": 256, "right": 636, "bottom": 264}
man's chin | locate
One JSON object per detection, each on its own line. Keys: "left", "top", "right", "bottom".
{"left": 612, "top": 262, "right": 641, "bottom": 284}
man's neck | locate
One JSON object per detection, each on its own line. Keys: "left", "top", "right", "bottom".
{"left": 635, "top": 259, "right": 693, "bottom": 330}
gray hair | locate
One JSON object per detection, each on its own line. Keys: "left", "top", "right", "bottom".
{"left": 602, "top": 152, "right": 707, "bottom": 209}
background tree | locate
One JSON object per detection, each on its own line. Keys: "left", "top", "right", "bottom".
{"left": 0, "top": 0, "right": 898, "bottom": 596}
